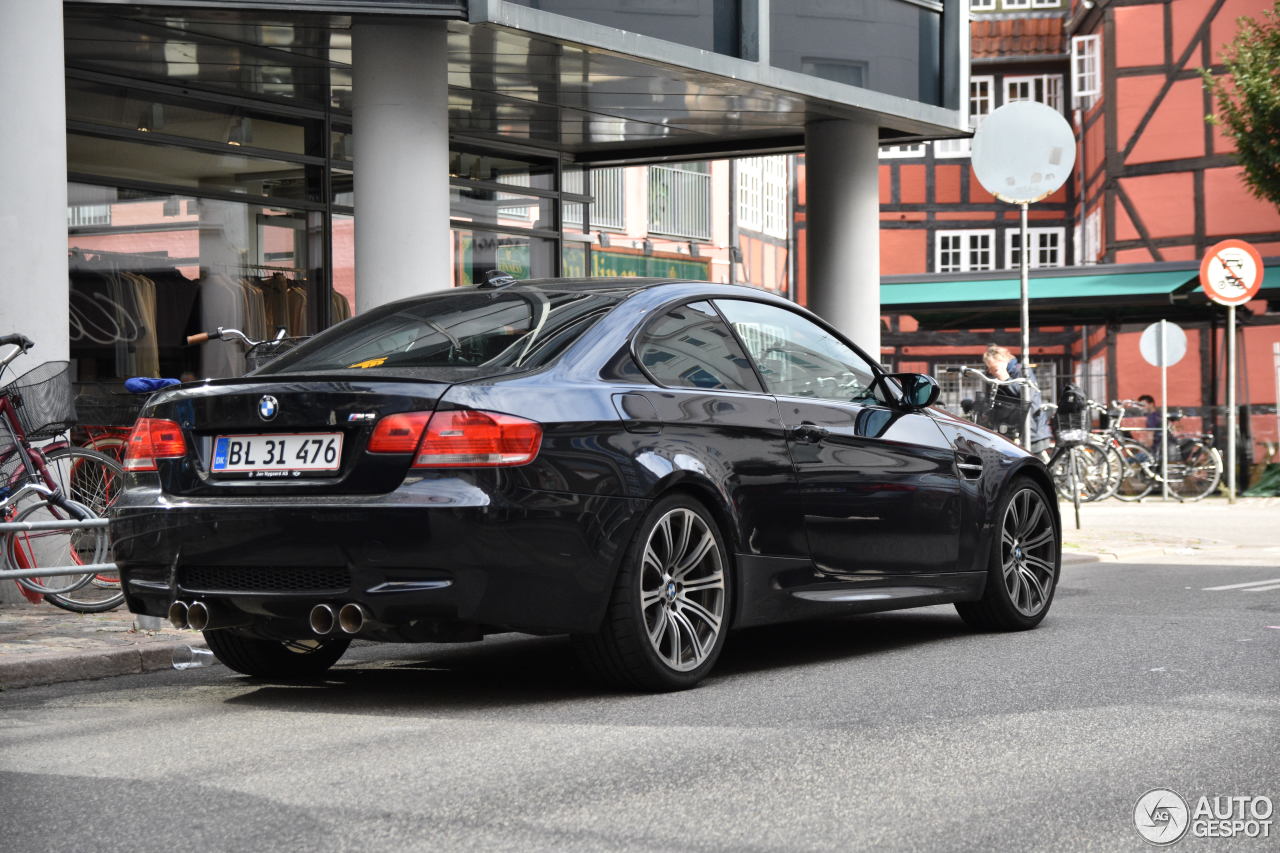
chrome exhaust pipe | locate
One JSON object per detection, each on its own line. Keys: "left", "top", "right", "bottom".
{"left": 167, "top": 600, "right": 190, "bottom": 630}
{"left": 186, "top": 600, "right": 250, "bottom": 632}
{"left": 186, "top": 600, "right": 212, "bottom": 631}
{"left": 338, "top": 602, "right": 369, "bottom": 635}
{"left": 309, "top": 604, "right": 336, "bottom": 635}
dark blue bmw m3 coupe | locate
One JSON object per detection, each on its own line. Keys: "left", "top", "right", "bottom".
{"left": 112, "top": 278, "right": 1060, "bottom": 690}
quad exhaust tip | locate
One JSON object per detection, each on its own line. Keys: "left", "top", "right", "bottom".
{"left": 309, "top": 604, "right": 336, "bottom": 636}
{"left": 167, "top": 600, "right": 189, "bottom": 630}
{"left": 338, "top": 603, "right": 368, "bottom": 635}
{"left": 187, "top": 600, "right": 212, "bottom": 631}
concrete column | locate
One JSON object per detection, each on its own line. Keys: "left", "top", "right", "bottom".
{"left": 0, "top": 3, "right": 68, "bottom": 362}
{"left": 804, "top": 119, "right": 880, "bottom": 360}
{"left": 352, "top": 19, "right": 450, "bottom": 312}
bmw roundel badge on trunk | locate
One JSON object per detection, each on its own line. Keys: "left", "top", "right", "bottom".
{"left": 258, "top": 395, "right": 278, "bottom": 421}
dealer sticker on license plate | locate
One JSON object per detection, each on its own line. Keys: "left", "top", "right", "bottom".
{"left": 212, "top": 433, "right": 343, "bottom": 475}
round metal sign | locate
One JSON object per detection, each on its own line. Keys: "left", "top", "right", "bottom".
{"left": 1138, "top": 321, "right": 1187, "bottom": 368}
{"left": 971, "top": 101, "right": 1077, "bottom": 204}
{"left": 1200, "top": 239, "right": 1264, "bottom": 306}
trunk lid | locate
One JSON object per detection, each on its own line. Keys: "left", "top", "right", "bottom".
{"left": 144, "top": 374, "right": 449, "bottom": 497}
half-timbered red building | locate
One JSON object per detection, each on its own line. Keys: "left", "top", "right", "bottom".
{"left": 791, "top": 0, "right": 1280, "bottom": 482}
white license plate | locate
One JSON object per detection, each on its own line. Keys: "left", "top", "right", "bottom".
{"left": 211, "top": 433, "right": 343, "bottom": 474}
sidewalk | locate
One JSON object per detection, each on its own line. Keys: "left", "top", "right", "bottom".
{"left": 0, "top": 604, "right": 205, "bottom": 691}
{"left": 1060, "top": 495, "right": 1280, "bottom": 563}
{"left": 2, "top": 496, "right": 1276, "bottom": 692}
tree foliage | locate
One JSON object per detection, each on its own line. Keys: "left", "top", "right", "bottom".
{"left": 1201, "top": 1, "right": 1280, "bottom": 208}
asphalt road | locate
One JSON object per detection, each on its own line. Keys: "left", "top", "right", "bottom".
{"left": 2, "top": 559, "right": 1277, "bottom": 852}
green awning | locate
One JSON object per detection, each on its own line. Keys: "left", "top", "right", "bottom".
{"left": 880, "top": 261, "right": 1279, "bottom": 329}
{"left": 881, "top": 267, "right": 1199, "bottom": 309}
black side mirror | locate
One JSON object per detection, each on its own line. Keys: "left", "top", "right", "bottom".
{"left": 889, "top": 373, "right": 940, "bottom": 410}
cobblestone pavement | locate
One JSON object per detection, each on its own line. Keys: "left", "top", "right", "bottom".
{"left": 1, "top": 496, "right": 1275, "bottom": 691}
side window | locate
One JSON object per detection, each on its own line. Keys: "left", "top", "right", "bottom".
{"left": 635, "top": 301, "right": 763, "bottom": 392}
{"left": 714, "top": 299, "right": 885, "bottom": 404}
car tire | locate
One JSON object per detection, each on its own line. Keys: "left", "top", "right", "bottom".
{"left": 955, "top": 477, "right": 1059, "bottom": 631}
{"left": 203, "top": 629, "right": 350, "bottom": 679}
{"left": 572, "top": 495, "right": 731, "bottom": 692}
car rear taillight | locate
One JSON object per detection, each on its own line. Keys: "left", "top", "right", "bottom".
{"left": 123, "top": 418, "right": 188, "bottom": 472}
{"left": 412, "top": 409, "right": 542, "bottom": 468}
{"left": 367, "top": 412, "right": 432, "bottom": 453}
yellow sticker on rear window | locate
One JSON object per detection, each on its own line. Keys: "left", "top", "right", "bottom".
{"left": 348, "top": 357, "right": 387, "bottom": 369}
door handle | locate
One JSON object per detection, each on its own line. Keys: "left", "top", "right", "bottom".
{"left": 790, "top": 422, "right": 827, "bottom": 444}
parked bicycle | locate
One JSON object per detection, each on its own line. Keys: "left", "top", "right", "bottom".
{"left": 1096, "top": 399, "right": 1222, "bottom": 501}
{"left": 949, "top": 367, "right": 1112, "bottom": 519}
{"left": 1038, "top": 398, "right": 1116, "bottom": 504}
{"left": 948, "top": 366, "right": 1039, "bottom": 446}
{"left": 0, "top": 334, "right": 126, "bottom": 612}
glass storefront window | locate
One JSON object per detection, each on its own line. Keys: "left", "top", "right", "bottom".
{"left": 66, "top": 79, "right": 319, "bottom": 157}
{"left": 68, "top": 133, "right": 320, "bottom": 203}
{"left": 67, "top": 183, "right": 340, "bottom": 387}
{"left": 771, "top": 0, "right": 943, "bottom": 106}
{"left": 451, "top": 228, "right": 557, "bottom": 287}
{"left": 451, "top": 185, "right": 558, "bottom": 232}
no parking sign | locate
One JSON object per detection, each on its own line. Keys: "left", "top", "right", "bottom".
{"left": 1199, "top": 239, "right": 1262, "bottom": 502}
{"left": 1200, "top": 239, "right": 1264, "bottom": 306}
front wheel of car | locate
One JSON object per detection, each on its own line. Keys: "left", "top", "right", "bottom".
{"left": 573, "top": 495, "right": 731, "bottom": 692}
{"left": 956, "top": 477, "right": 1059, "bottom": 631}
{"left": 203, "top": 629, "right": 350, "bottom": 679}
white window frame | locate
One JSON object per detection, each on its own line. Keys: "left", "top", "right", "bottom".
{"left": 761, "top": 155, "right": 789, "bottom": 239}
{"left": 1071, "top": 34, "right": 1101, "bottom": 110}
{"left": 1030, "top": 0, "right": 1061, "bottom": 8}
{"left": 1004, "top": 74, "right": 1065, "bottom": 113}
{"left": 737, "top": 158, "right": 763, "bottom": 232}
{"left": 936, "top": 76, "right": 994, "bottom": 158}
{"left": 969, "top": 0, "right": 996, "bottom": 11}
{"left": 936, "top": 230, "right": 996, "bottom": 273}
{"left": 1005, "top": 227, "right": 1066, "bottom": 270}
{"left": 879, "top": 143, "right": 926, "bottom": 159}
{"left": 1003, "top": 0, "right": 1032, "bottom": 9}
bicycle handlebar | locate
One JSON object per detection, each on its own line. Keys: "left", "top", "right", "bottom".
{"left": 0, "top": 333, "right": 34, "bottom": 351}
{"left": 944, "top": 365, "right": 1035, "bottom": 389}
{"left": 186, "top": 327, "right": 256, "bottom": 348}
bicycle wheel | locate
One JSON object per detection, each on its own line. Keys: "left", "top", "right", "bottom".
{"left": 38, "top": 447, "right": 126, "bottom": 612}
{"left": 1113, "top": 440, "right": 1155, "bottom": 501}
{"left": 1169, "top": 441, "right": 1223, "bottom": 502}
{"left": 1051, "top": 443, "right": 1111, "bottom": 502}
{"left": 1097, "top": 442, "right": 1124, "bottom": 501}
{"left": 7, "top": 497, "right": 106, "bottom": 595}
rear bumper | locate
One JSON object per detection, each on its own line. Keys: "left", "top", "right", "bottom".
{"left": 111, "top": 488, "right": 645, "bottom": 637}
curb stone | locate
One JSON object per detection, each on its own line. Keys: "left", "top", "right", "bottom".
{"left": 0, "top": 640, "right": 213, "bottom": 691}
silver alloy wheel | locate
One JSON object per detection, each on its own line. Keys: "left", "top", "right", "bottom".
{"left": 1000, "top": 487, "right": 1057, "bottom": 617}
{"left": 640, "top": 507, "right": 726, "bottom": 672}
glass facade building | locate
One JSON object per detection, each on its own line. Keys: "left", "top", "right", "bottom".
{"left": 32, "top": 1, "right": 964, "bottom": 393}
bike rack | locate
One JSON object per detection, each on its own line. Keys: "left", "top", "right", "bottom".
{"left": 0, "top": 516, "right": 117, "bottom": 580}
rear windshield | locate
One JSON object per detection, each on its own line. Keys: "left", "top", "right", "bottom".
{"left": 258, "top": 288, "right": 619, "bottom": 375}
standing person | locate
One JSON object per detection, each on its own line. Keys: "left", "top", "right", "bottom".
{"left": 982, "top": 344, "right": 1052, "bottom": 452}
{"left": 1137, "top": 394, "right": 1160, "bottom": 429}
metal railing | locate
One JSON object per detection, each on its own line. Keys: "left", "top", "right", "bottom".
{"left": 67, "top": 204, "right": 111, "bottom": 228}
{"left": 564, "top": 167, "right": 626, "bottom": 230}
{"left": 0, "top": 515, "right": 116, "bottom": 581}
{"left": 648, "top": 164, "right": 711, "bottom": 240}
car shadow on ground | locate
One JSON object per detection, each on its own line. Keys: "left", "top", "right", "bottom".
{"left": 221, "top": 608, "right": 977, "bottom": 714}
